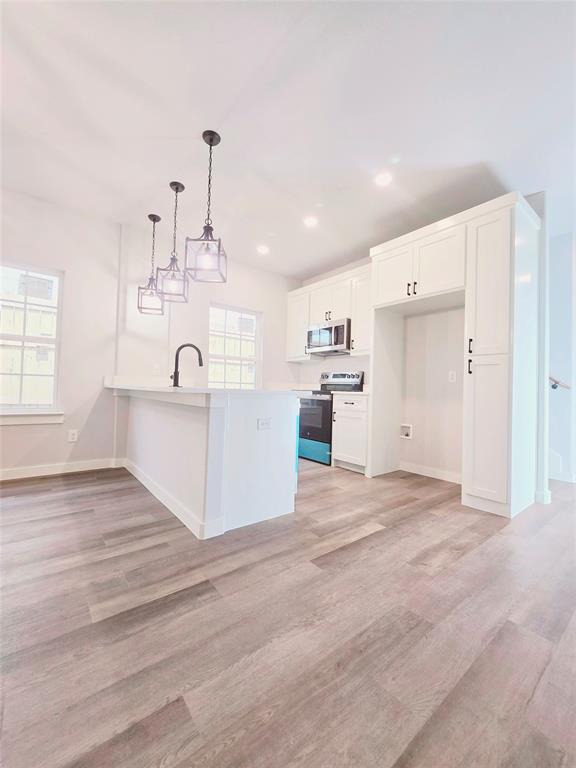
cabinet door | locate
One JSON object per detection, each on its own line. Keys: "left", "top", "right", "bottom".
{"left": 332, "top": 409, "right": 368, "bottom": 466}
{"left": 413, "top": 224, "right": 465, "bottom": 297}
{"left": 373, "top": 245, "right": 413, "bottom": 306}
{"left": 309, "top": 284, "right": 333, "bottom": 325}
{"left": 465, "top": 209, "right": 511, "bottom": 355}
{"left": 286, "top": 292, "right": 310, "bottom": 361}
{"left": 462, "top": 354, "right": 509, "bottom": 502}
{"left": 330, "top": 278, "right": 352, "bottom": 320}
{"left": 350, "top": 272, "right": 372, "bottom": 354}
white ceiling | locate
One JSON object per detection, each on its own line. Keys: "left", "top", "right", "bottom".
{"left": 2, "top": 1, "right": 574, "bottom": 279}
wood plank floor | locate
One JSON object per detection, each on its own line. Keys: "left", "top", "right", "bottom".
{"left": 1, "top": 461, "right": 575, "bottom": 767}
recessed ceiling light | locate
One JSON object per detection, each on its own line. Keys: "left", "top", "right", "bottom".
{"left": 256, "top": 244, "right": 270, "bottom": 255}
{"left": 303, "top": 215, "right": 319, "bottom": 228}
{"left": 389, "top": 155, "right": 401, "bottom": 165}
{"left": 374, "top": 172, "right": 393, "bottom": 187}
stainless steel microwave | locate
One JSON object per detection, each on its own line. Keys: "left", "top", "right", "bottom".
{"left": 306, "top": 318, "right": 351, "bottom": 356}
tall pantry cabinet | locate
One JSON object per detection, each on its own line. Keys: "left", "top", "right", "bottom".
{"left": 369, "top": 193, "right": 541, "bottom": 518}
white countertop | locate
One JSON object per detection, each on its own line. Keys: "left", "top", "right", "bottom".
{"left": 104, "top": 376, "right": 298, "bottom": 397}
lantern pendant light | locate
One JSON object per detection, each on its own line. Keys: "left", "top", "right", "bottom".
{"left": 185, "top": 130, "right": 227, "bottom": 283}
{"left": 156, "top": 181, "right": 189, "bottom": 302}
{"left": 137, "top": 214, "right": 164, "bottom": 315}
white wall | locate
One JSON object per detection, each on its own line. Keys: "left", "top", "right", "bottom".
{"left": 116, "top": 223, "right": 302, "bottom": 391}
{"left": 400, "top": 308, "right": 464, "bottom": 482}
{"left": 549, "top": 233, "right": 575, "bottom": 482}
{"left": 1, "top": 190, "right": 120, "bottom": 476}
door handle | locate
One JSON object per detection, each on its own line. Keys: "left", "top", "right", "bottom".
{"left": 468, "top": 338, "right": 473, "bottom": 354}
{"left": 413, "top": 281, "right": 418, "bottom": 295}
{"left": 468, "top": 359, "right": 472, "bottom": 375}
{"left": 407, "top": 282, "right": 411, "bottom": 296}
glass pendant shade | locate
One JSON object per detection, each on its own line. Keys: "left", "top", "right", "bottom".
{"left": 156, "top": 256, "right": 189, "bottom": 302}
{"left": 185, "top": 225, "right": 227, "bottom": 283}
{"left": 156, "top": 181, "right": 189, "bottom": 302}
{"left": 138, "top": 274, "right": 164, "bottom": 315}
{"left": 137, "top": 213, "right": 164, "bottom": 315}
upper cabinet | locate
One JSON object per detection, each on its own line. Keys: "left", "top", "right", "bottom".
{"left": 285, "top": 267, "right": 369, "bottom": 362}
{"left": 413, "top": 225, "right": 466, "bottom": 298}
{"left": 286, "top": 291, "right": 310, "bottom": 362}
{"left": 372, "top": 224, "right": 466, "bottom": 307}
{"left": 309, "top": 277, "right": 352, "bottom": 324}
{"left": 373, "top": 244, "right": 413, "bottom": 305}
{"left": 350, "top": 270, "right": 372, "bottom": 354}
{"left": 465, "top": 209, "right": 511, "bottom": 356}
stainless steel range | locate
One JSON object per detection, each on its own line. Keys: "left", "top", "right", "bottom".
{"left": 297, "top": 371, "right": 364, "bottom": 465}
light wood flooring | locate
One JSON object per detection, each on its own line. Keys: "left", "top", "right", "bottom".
{"left": 0, "top": 461, "right": 575, "bottom": 767}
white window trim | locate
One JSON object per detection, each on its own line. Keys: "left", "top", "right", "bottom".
{"left": 0, "top": 412, "right": 64, "bottom": 426}
{"left": 1, "top": 263, "right": 64, "bottom": 419}
{"left": 208, "top": 302, "right": 263, "bottom": 390}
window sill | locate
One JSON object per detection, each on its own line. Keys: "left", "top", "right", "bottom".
{"left": 0, "top": 411, "right": 64, "bottom": 426}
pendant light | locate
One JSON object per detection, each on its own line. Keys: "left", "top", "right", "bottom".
{"left": 185, "top": 130, "right": 227, "bottom": 283}
{"left": 137, "top": 214, "right": 164, "bottom": 315}
{"left": 156, "top": 181, "right": 189, "bottom": 302}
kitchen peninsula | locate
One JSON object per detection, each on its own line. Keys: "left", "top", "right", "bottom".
{"left": 105, "top": 378, "right": 299, "bottom": 539}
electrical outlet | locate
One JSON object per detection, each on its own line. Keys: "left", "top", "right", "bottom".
{"left": 257, "top": 417, "right": 271, "bottom": 431}
{"left": 68, "top": 429, "right": 78, "bottom": 443}
{"left": 448, "top": 370, "right": 457, "bottom": 383}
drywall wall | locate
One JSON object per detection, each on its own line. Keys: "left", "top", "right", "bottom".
{"left": 116, "top": 223, "right": 302, "bottom": 391}
{"left": 400, "top": 307, "right": 465, "bottom": 482}
{"left": 549, "top": 233, "right": 575, "bottom": 482}
{"left": 1, "top": 190, "right": 120, "bottom": 477}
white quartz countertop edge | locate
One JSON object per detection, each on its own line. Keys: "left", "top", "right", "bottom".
{"left": 103, "top": 377, "right": 298, "bottom": 396}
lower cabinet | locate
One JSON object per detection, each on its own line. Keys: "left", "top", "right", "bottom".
{"left": 462, "top": 354, "right": 509, "bottom": 503}
{"left": 332, "top": 395, "right": 368, "bottom": 468}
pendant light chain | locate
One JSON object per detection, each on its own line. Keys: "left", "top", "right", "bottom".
{"left": 172, "top": 187, "right": 179, "bottom": 257}
{"left": 150, "top": 219, "right": 156, "bottom": 275}
{"left": 205, "top": 144, "right": 213, "bottom": 226}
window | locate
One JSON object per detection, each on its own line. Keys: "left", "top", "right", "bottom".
{"left": 0, "top": 265, "right": 62, "bottom": 411}
{"left": 208, "top": 305, "right": 260, "bottom": 389}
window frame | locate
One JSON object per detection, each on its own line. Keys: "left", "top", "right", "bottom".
{"left": 0, "top": 262, "right": 64, "bottom": 416}
{"left": 207, "top": 302, "right": 263, "bottom": 390}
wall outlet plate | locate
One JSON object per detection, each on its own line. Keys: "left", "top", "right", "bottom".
{"left": 68, "top": 429, "right": 78, "bottom": 443}
{"left": 257, "top": 417, "right": 271, "bottom": 431}
{"left": 400, "top": 424, "right": 412, "bottom": 439}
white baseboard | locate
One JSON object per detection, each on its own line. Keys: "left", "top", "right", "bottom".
{"left": 0, "top": 457, "right": 125, "bottom": 482}
{"left": 399, "top": 461, "right": 461, "bottom": 485}
{"left": 123, "top": 458, "right": 220, "bottom": 540}
{"left": 549, "top": 471, "right": 576, "bottom": 484}
{"left": 535, "top": 488, "right": 553, "bottom": 504}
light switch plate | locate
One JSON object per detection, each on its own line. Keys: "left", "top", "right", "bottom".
{"left": 257, "top": 417, "right": 271, "bottom": 431}
{"left": 448, "top": 370, "right": 457, "bottom": 383}
{"left": 68, "top": 429, "right": 78, "bottom": 443}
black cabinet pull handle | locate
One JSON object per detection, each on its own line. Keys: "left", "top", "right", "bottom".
{"left": 407, "top": 282, "right": 411, "bottom": 296}
{"left": 351, "top": 339, "right": 355, "bottom": 350}
{"left": 344, "top": 401, "right": 354, "bottom": 405}
{"left": 468, "top": 338, "right": 473, "bottom": 354}
{"left": 413, "top": 281, "right": 418, "bottom": 295}
{"left": 332, "top": 412, "right": 336, "bottom": 422}
{"left": 468, "top": 359, "right": 472, "bottom": 375}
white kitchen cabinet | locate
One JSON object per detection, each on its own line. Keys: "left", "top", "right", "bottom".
{"left": 462, "top": 354, "right": 509, "bottom": 503}
{"left": 413, "top": 225, "right": 465, "bottom": 298}
{"left": 373, "top": 244, "right": 413, "bottom": 306}
{"left": 286, "top": 291, "right": 310, "bottom": 361}
{"left": 465, "top": 209, "right": 511, "bottom": 356}
{"left": 350, "top": 270, "right": 372, "bottom": 354}
{"left": 309, "top": 278, "right": 351, "bottom": 324}
{"left": 369, "top": 192, "right": 541, "bottom": 519}
{"left": 372, "top": 225, "right": 465, "bottom": 307}
{"left": 332, "top": 395, "right": 368, "bottom": 468}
